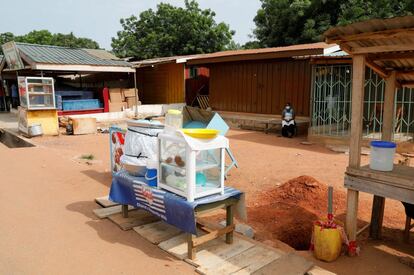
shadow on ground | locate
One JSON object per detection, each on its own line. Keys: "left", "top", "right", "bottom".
{"left": 66, "top": 200, "right": 180, "bottom": 263}
{"left": 81, "top": 170, "right": 113, "bottom": 187}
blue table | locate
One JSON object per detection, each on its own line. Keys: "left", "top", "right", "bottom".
{"left": 109, "top": 170, "right": 246, "bottom": 259}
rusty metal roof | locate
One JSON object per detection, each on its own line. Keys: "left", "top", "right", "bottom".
{"left": 187, "top": 42, "right": 339, "bottom": 64}
{"left": 324, "top": 16, "right": 414, "bottom": 83}
{"left": 132, "top": 55, "right": 196, "bottom": 68}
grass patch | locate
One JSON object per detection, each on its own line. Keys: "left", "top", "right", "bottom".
{"left": 80, "top": 154, "right": 95, "bottom": 160}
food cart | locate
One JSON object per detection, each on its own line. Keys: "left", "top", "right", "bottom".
{"left": 17, "top": 76, "right": 59, "bottom": 136}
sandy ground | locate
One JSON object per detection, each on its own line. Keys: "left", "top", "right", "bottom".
{"left": 0, "top": 120, "right": 413, "bottom": 274}
{"left": 0, "top": 132, "right": 195, "bottom": 275}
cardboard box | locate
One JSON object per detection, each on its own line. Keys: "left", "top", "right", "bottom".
{"left": 123, "top": 88, "right": 137, "bottom": 98}
{"left": 109, "top": 101, "right": 127, "bottom": 112}
{"left": 126, "top": 97, "right": 137, "bottom": 108}
{"left": 70, "top": 117, "right": 97, "bottom": 135}
{"left": 109, "top": 88, "right": 124, "bottom": 103}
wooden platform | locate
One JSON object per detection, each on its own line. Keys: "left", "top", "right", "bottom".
{"left": 95, "top": 195, "right": 119, "bottom": 208}
{"left": 345, "top": 164, "right": 414, "bottom": 204}
{"left": 93, "top": 198, "right": 333, "bottom": 274}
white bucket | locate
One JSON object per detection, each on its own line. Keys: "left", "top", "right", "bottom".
{"left": 370, "top": 141, "right": 396, "bottom": 172}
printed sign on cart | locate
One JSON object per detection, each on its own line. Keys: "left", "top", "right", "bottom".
{"left": 133, "top": 182, "right": 167, "bottom": 220}
{"left": 110, "top": 127, "right": 126, "bottom": 174}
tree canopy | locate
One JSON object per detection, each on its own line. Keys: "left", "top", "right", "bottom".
{"left": 0, "top": 30, "right": 99, "bottom": 54}
{"left": 111, "top": 0, "right": 235, "bottom": 59}
{"left": 251, "top": 0, "right": 414, "bottom": 48}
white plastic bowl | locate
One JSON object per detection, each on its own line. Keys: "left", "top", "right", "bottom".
{"left": 370, "top": 141, "right": 396, "bottom": 172}
{"left": 120, "top": 155, "right": 146, "bottom": 177}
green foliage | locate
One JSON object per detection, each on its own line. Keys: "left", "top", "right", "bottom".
{"left": 111, "top": 0, "right": 235, "bottom": 59}
{"left": 252, "top": 0, "right": 414, "bottom": 48}
{"left": 0, "top": 30, "right": 99, "bottom": 54}
{"left": 338, "top": 0, "right": 414, "bottom": 25}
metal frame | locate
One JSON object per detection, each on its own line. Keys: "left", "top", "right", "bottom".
{"left": 311, "top": 64, "right": 414, "bottom": 141}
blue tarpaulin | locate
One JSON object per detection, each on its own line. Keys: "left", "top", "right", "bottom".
{"left": 109, "top": 170, "right": 245, "bottom": 235}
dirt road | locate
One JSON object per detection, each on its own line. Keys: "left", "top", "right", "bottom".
{"left": 0, "top": 128, "right": 412, "bottom": 274}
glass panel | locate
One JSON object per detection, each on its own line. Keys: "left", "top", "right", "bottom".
{"left": 159, "top": 139, "right": 187, "bottom": 191}
{"left": 25, "top": 77, "right": 55, "bottom": 109}
{"left": 195, "top": 149, "right": 221, "bottom": 192}
{"left": 17, "top": 77, "right": 27, "bottom": 107}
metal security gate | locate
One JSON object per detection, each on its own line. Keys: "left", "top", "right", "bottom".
{"left": 394, "top": 87, "right": 414, "bottom": 141}
{"left": 311, "top": 64, "right": 414, "bottom": 141}
{"left": 311, "top": 65, "right": 352, "bottom": 136}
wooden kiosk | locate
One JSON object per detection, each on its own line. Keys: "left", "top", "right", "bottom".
{"left": 324, "top": 16, "right": 414, "bottom": 244}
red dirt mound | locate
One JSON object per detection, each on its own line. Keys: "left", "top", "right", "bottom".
{"left": 248, "top": 176, "right": 346, "bottom": 250}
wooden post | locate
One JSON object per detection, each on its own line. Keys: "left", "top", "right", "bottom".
{"left": 382, "top": 71, "right": 396, "bottom": 141}
{"left": 187, "top": 233, "right": 195, "bottom": 260}
{"left": 370, "top": 71, "right": 396, "bottom": 239}
{"left": 346, "top": 54, "right": 365, "bottom": 242}
{"left": 404, "top": 216, "right": 412, "bottom": 243}
{"left": 226, "top": 205, "right": 234, "bottom": 244}
{"left": 134, "top": 71, "right": 139, "bottom": 118}
{"left": 122, "top": 204, "right": 128, "bottom": 218}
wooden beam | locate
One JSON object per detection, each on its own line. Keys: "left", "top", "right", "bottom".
{"left": 349, "top": 55, "right": 365, "bottom": 168}
{"left": 346, "top": 189, "right": 359, "bottom": 243}
{"left": 346, "top": 54, "right": 365, "bottom": 243}
{"left": 310, "top": 58, "right": 352, "bottom": 65}
{"left": 400, "top": 81, "right": 414, "bottom": 88}
{"left": 351, "top": 44, "right": 414, "bottom": 55}
{"left": 370, "top": 196, "right": 385, "bottom": 239}
{"left": 370, "top": 52, "right": 414, "bottom": 61}
{"left": 396, "top": 70, "right": 414, "bottom": 78}
{"left": 327, "top": 28, "right": 414, "bottom": 44}
{"left": 382, "top": 71, "right": 396, "bottom": 141}
{"left": 365, "top": 59, "right": 389, "bottom": 79}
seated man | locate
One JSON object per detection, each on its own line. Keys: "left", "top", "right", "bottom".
{"left": 281, "top": 103, "right": 296, "bottom": 138}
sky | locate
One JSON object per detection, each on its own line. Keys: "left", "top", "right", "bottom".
{"left": 0, "top": 0, "right": 262, "bottom": 50}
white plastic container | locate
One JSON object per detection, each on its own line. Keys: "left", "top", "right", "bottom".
{"left": 165, "top": 109, "right": 183, "bottom": 133}
{"left": 370, "top": 141, "right": 396, "bottom": 172}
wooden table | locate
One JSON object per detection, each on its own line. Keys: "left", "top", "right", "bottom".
{"left": 121, "top": 197, "right": 237, "bottom": 260}
{"left": 345, "top": 164, "right": 414, "bottom": 238}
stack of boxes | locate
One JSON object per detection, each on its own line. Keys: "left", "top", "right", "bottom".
{"left": 123, "top": 88, "right": 139, "bottom": 109}
{"left": 108, "top": 88, "right": 140, "bottom": 112}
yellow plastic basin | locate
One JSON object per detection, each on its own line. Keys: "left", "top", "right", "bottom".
{"left": 182, "top": 129, "right": 219, "bottom": 139}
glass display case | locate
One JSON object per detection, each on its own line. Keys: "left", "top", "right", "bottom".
{"left": 158, "top": 131, "right": 228, "bottom": 202}
{"left": 18, "top": 77, "right": 55, "bottom": 110}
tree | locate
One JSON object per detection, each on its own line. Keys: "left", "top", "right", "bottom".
{"left": 338, "top": 0, "right": 414, "bottom": 25}
{"left": 0, "top": 30, "right": 99, "bottom": 54}
{"left": 111, "top": 0, "right": 235, "bottom": 59}
{"left": 252, "top": 0, "right": 414, "bottom": 48}
{"left": 253, "top": 0, "right": 346, "bottom": 47}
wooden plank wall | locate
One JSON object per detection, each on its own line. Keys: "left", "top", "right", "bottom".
{"left": 136, "top": 63, "right": 185, "bottom": 104}
{"left": 208, "top": 59, "right": 312, "bottom": 116}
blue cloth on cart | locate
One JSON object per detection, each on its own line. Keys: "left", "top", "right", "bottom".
{"left": 109, "top": 170, "right": 243, "bottom": 235}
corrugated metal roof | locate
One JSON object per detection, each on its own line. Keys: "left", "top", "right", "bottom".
{"left": 324, "top": 16, "right": 414, "bottom": 83}
{"left": 131, "top": 42, "right": 339, "bottom": 67}
{"left": 187, "top": 42, "right": 339, "bottom": 64}
{"left": 132, "top": 54, "right": 196, "bottom": 67}
{"left": 15, "top": 42, "right": 132, "bottom": 67}
{"left": 324, "top": 16, "right": 414, "bottom": 40}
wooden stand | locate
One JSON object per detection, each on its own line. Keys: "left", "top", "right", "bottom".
{"left": 122, "top": 197, "right": 237, "bottom": 260}
{"left": 187, "top": 198, "right": 237, "bottom": 260}
{"left": 344, "top": 58, "right": 410, "bottom": 243}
